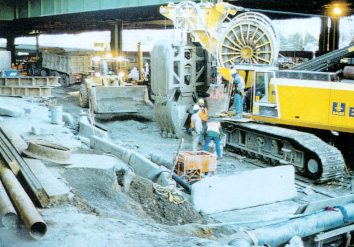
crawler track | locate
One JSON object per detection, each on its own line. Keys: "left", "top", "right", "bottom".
{"left": 222, "top": 121, "right": 345, "bottom": 183}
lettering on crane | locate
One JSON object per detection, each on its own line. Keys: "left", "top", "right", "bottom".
{"left": 332, "top": 102, "right": 346, "bottom": 116}
{"left": 349, "top": 107, "right": 354, "bottom": 118}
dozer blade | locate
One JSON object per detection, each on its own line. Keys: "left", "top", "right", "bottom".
{"left": 90, "top": 85, "right": 151, "bottom": 118}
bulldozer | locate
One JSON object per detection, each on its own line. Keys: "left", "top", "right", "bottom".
{"left": 151, "top": 1, "right": 354, "bottom": 182}
{"left": 79, "top": 53, "right": 151, "bottom": 119}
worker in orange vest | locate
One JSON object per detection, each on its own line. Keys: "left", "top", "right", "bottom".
{"left": 198, "top": 98, "right": 208, "bottom": 126}
{"left": 198, "top": 98, "right": 208, "bottom": 144}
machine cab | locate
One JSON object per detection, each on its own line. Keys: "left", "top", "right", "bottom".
{"left": 234, "top": 65, "right": 279, "bottom": 118}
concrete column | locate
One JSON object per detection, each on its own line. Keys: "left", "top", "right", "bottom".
{"left": 6, "top": 35, "right": 16, "bottom": 65}
{"left": 319, "top": 7, "right": 341, "bottom": 55}
{"left": 329, "top": 17, "right": 340, "bottom": 51}
{"left": 35, "top": 35, "right": 39, "bottom": 58}
{"left": 319, "top": 16, "right": 329, "bottom": 54}
{"left": 110, "top": 22, "right": 123, "bottom": 57}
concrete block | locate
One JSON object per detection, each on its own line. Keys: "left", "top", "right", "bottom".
{"left": 191, "top": 166, "right": 297, "bottom": 214}
{"left": 90, "top": 135, "right": 128, "bottom": 159}
{"left": 128, "top": 152, "right": 164, "bottom": 180}
{"left": 68, "top": 153, "right": 128, "bottom": 171}
{"left": 62, "top": 112, "right": 75, "bottom": 128}
{"left": 79, "top": 116, "right": 107, "bottom": 139}
{"left": 0, "top": 105, "right": 25, "bottom": 117}
{"left": 25, "top": 158, "right": 70, "bottom": 206}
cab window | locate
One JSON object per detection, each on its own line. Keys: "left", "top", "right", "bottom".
{"left": 255, "top": 72, "right": 274, "bottom": 103}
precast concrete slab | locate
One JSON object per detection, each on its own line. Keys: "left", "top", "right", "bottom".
{"left": 68, "top": 153, "right": 128, "bottom": 171}
{"left": 0, "top": 104, "right": 25, "bottom": 117}
{"left": 191, "top": 165, "right": 297, "bottom": 214}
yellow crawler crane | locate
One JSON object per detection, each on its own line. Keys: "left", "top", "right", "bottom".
{"left": 152, "top": 1, "right": 278, "bottom": 136}
{"left": 152, "top": 1, "right": 354, "bottom": 182}
{"left": 220, "top": 64, "right": 353, "bottom": 182}
{"left": 160, "top": 1, "right": 278, "bottom": 66}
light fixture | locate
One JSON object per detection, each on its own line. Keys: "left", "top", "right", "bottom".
{"left": 326, "top": 2, "right": 350, "bottom": 17}
{"left": 332, "top": 6, "right": 342, "bottom": 16}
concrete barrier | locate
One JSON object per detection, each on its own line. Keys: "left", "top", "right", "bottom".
{"left": 191, "top": 165, "right": 297, "bottom": 214}
{"left": 90, "top": 135, "right": 175, "bottom": 187}
{"left": 79, "top": 115, "right": 108, "bottom": 139}
{"left": 62, "top": 112, "right": 75, "bottom": 129}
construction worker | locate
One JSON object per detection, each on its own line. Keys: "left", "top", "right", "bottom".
{"left": 198, "top": 98, "right": 208, "bottom": 128}
{"left": 203, "top": 121, "right": 224, "bottom": 159}
{"left": 243, "top": 87, "right": 253, "bottom": 112}
{"left": 232, "top": 70, "right": 245, "bottom": 119}
{"left": 190, "top": 104, "right": 202, "bottom": 151}
{"left": 198, "top": 98, "right": 208, "bottom": 143}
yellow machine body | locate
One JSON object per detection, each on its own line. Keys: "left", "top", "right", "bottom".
{"left": 160, "top": 2, "right": 237, "bottom": 54}
{"left": 239, "top": 66, "right": 354, "bottom": 134}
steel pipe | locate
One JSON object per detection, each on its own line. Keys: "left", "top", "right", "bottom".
{"left": 0, "top": 180, "right": 18, "bottom": 228}
{"left": 172, "top": 173, "right": 191, "bottom": 194}
{"left": 149, "top": 154, "right": 191, "bottom": 193}
{"left": 229, "top": 203, "right": 354, "bottom": 246}
{"left": 0, "top": 163, "right": 47, "bottom": 239}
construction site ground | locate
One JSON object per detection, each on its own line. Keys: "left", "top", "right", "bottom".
{"left": 0, "top": 85, "right": 351, "bottom": 247}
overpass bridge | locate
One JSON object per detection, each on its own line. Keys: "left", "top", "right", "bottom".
{"left": 0, "top": 0, "right": 352, "bottom": 62}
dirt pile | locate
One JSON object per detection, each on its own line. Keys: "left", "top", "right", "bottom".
{"left": 64, "top": 168, "right": 208, "bottom": 227}
{"left": 127, "top": 175, "right": 207, "bottom": 226}
{"left": 63, "top": 168, "right": 149, "bottom": 221}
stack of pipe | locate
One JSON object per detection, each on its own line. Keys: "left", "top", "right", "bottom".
{"left": 229, "top": 202, "right": 354, "bottom": 246}
{"left": 0, "top": 163, "right": 47, "bottom": 239}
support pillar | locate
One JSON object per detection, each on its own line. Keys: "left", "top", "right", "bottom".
{"left": 319, "top": 8, "right": 341, "bottom": 55}
{"left": 329, "top": 17, "right": 340, "bottom": 51}
{"left": 6, "top": 36, "right": 16, "bottom": 65}
{"left": 110, "top": 22, "right": 123, "bottom": 57}
{"left": 319, "top": 16, "right": 329, "bottom": 55}
{"left": 35, "top": 35, "right": 39, "bottom": 58}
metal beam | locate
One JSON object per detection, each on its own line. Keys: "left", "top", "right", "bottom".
{"left": 0, "top": 0, "right": 15, "bottom": 20}
{"left": 17, "top": 0, "right": 180, "bottom": 18}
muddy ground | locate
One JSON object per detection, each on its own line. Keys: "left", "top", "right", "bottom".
{"left": 0, "top": 86, "right": 351, "bottom": 247}
{"left": 0, "top": 87, "right": 232, "bottom": 247}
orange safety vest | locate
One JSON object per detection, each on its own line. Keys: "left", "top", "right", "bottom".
{"left": 199, "top": 107, "right": 208, "bottom": 122}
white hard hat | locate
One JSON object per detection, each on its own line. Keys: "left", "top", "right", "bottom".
{"left": 231, "top": 67, "right": 237, "bottom": 75}
{"left": 198, "top": 98, "right": 205, "bottom": 105}
{"left": 193, "top": 104, "right": 200, "bottom": 111}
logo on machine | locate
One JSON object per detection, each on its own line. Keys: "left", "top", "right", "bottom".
{"left": 350, "top": 107, "right": 354, "bottom": 117}
{"left": 332, "top": 102, "right": 346, "bottom": 116}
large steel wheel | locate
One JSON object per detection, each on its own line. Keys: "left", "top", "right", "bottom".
{"left": 218, "top": 12, "right": 278, "bottom": 67}
{"left": 173, "top": 1, "right": 202, "bottom": 31}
